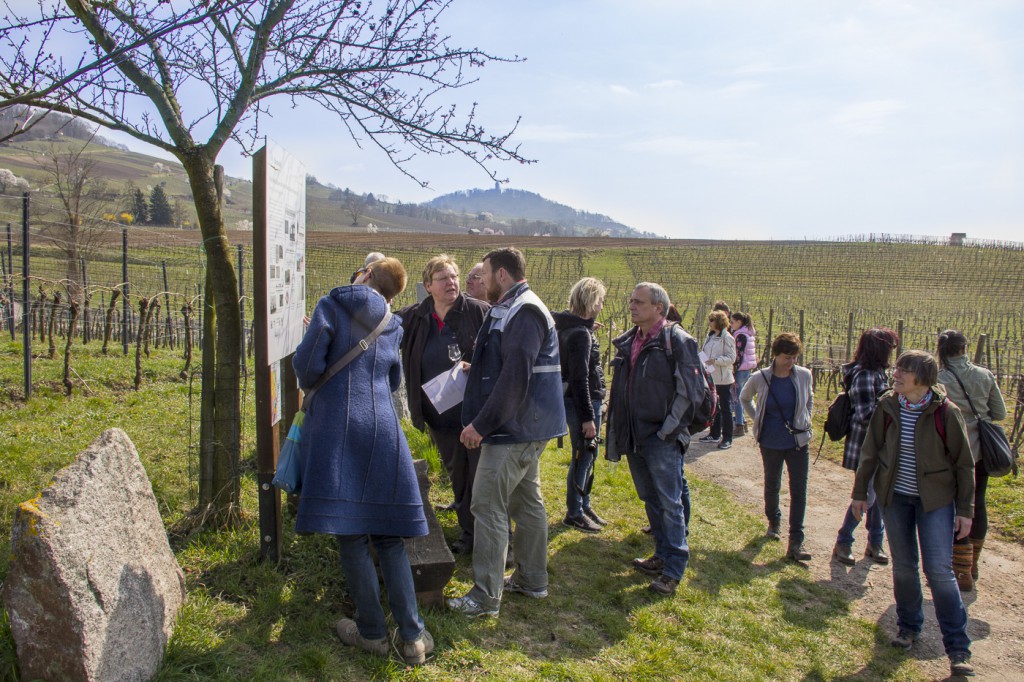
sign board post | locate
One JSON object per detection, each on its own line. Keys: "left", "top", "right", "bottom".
{"left": 253, "top": 141, "right": 306, "bottom": 563}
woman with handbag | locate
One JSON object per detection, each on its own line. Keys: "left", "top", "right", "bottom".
{"left": 937, "top": 329, "right": 1007, "bottom": 591}
{"left": 832, "top": 327, "right": 899, "bottom": 567}
{"left": 740, "top": 332, "right": 814, "bottom": 562}
{"left": 293, "top": 257, "right": 434, "bottom": 666}
{"left": 698, "top": 310, "right": 737, "bottom": 449}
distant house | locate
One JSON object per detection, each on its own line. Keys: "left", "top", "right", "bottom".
{"left": 950, "top": 232, "right": 967, "bottom": 246}
{"left": 467, "top": 227, "right": 481, "bottom": 235}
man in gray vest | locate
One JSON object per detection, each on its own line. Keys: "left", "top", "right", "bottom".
{"left": 448, "top": 248, "right": 566, "bottom": 618}
{"left": 606, "top": 282, "right": 702, "bottom": 596}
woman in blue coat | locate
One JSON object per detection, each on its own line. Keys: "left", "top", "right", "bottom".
{"left": 292, "top": 257, "right": 433, "bottom": 666}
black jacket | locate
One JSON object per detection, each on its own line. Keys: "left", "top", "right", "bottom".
{"left": 606, "top": 323, "right": 702, "bottom": 460}
{"left": 397, "top": 294, "right": 489, "bottom": 431}
{"left": 553, "top": 311, "right": 605, "bottom": 423}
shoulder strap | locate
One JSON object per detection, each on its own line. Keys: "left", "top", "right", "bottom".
{"left": 945, "top": 367, "right": 981, "bottom": 419}
{"left": 302, "top": 310, "right": 392, "bottom": 410}
{"left": 883, "top": 400, "right": 948, "bottom": 448}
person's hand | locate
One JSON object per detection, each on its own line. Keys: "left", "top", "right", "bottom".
{"left": 954, "top": 516, "right": 973, "bottom": 540}
{"left": 582, "top": 420, "right": 597, "bottom": 439}
{"left": 850, "top": 499, "right": 868, "bottom": 521}
{"left": 460, "top": 361, "right": 471, "bottom": 372}
{"left": 460, "top": 423, "right": 483, "bottom": 449}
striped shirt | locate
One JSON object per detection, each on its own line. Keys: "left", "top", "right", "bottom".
{"left": 893, "top": 404, "right": 922, "bottom": 497}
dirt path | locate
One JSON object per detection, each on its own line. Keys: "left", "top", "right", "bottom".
{"left": 686, "top": 434, "right": 1024, "bottom": 681}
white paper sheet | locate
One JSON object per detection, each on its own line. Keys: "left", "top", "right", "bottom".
{"left": 698, "top": 351, "right": 710, "bottom": 365}
{"left": 422, "top": 364, "right": 468, "bottom": 413}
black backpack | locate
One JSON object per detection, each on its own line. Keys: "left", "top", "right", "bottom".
{"left": 662, "top": 324, "right": 718, "bottom": 435}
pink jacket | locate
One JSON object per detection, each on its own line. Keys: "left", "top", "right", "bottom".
{"left": 734, "top": 325, "right": 757, "bottom": 371}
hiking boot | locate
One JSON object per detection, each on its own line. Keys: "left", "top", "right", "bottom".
{"left": 766, "top": 521, "right": 782, "bottom": 540}
{"left": 336, "top": 618, "right": 388, "bottom": 657}
{"left": 952, "top": 542, "right": 974, "bottom": 591}
{"left": 786, "top": 543, "right": 811, "bottom": 562}
{"left": 832, "top": 542, "right": 855, "bottom": 566}
{"left": 562, "top": 514, "right": 602, "bottom": 533}
{"left": 949, "top": 652, "right": 975, "bottom": 677}
{"left": 503, "top": 575, "right": 548, "bottom": 599}
{"left": 890, "top": 628, "right": 918, "bottom": 649}
{"left": 648, "top": 574, "right": 680, "bottom": 595}
{"left": 396, "top": 629, "right": 434, "bottom": 666}
{"left": 734, "top": 423, "right": 746, "bottom": 436}
{"left": 583, "top": 507, "right": 608, "bottom": 526}
{"left": 864, "top": 543, "right": 889, "bottom": 565}
{"left": 632, "top": 555, "right": 665, "bottom": 577}
{"left": 698, "top": 434, "right": 718, "bottom": 443}
{"left": 717, "top": 440, "right": 733, "bottom": 450}
{"left": 447, "top": 595, "right": 499, "bottom": 618}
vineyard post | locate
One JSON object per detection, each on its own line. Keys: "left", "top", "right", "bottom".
{"left": 846, "top": 312, "right": 854, "bottom": 362}
{"left": 121, "top": 227, "right": 129, "bottom": 355}
{"left": 896, "top": 319, "right": 904, "bottom": 357}
{"left": 798, "top": 310, "right": 805, "bottom": 365}
{"left": 162, "top": 260, "right": 173, "bottom": 349}
{"left": 974, "top": 334, "right": 987, "bottom": 365}
{"left": 238, "top": 244, "right": 247, "bottom": 380}
{"left": 81, "top": 257, "right": 89, "bottom": 344}
{"left": 764, "top": 307, "right": 774, "bottom": 366}
{"left": 6, "top": 222, "right": 13, "bottom": 339}
{"left": 21, "top": 193, "right": 31, "bottom": 400}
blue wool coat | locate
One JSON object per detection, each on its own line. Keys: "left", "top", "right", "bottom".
{"left": 292, "top": 285, "right": 428, "bottom": 538}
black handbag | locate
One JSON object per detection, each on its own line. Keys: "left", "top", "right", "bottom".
{"left": 945, "top": 367, "right": 1015, "bottom": 477}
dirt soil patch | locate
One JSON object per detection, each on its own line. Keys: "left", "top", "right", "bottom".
{"left": 687, "top": 434, "right": 1024, "bottom": 681}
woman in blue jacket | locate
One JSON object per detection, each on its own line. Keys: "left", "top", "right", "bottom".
{"left": 293, "top": 257, "right": 432, "bottom": 666}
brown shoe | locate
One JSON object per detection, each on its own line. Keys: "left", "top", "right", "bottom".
{"left": 632, "top": 555, "right": 665, "bottom": 577}
{"left": 864, "top": 543, "right": 889, "bottom": 565}
{"left": 336, "top": 618, "right": 388, "bottom": 657}
{"left": 649, "top": 574, "right": 680, "bottom": 595}
{"left": 832, "top": 542, "right": 855, "bottom": 566}
{"left": 787, "top": 543, "right": 811, "bottom": 562}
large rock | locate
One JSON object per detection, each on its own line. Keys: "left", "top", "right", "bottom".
{"left": 2, "top": 428, "right": 186, "bottom": 682}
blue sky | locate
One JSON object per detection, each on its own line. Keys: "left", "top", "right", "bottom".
{"left": 99, "top": 2, "right": 1024, "bottom": 240}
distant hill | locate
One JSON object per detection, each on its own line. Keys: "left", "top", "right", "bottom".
{"left": 426, "top": 187, "right": 650, "bottom": 238}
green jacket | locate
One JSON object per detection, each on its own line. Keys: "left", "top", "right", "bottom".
{"left": 938, "top": 355, "right": 1007, "bottom": 463}
{"left": 853, "top": 386, "right": 974, "bottom": 518}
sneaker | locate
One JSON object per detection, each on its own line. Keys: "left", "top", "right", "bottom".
{"left": 698, "top": 434, "right": 718, "bottom": 443}
{"left": 632, "top": 555, "right": 665, "bottom": 577}
{"left": 503, "top": 575, "right": 548, "bottom": 599}
{"left": 949, "top": 652, "right": 975, "bottom": 677}
{"left": 583, "top": 507, "right": 608, "bottom": 526}
{"left": 396, "top": 629, "right": 434, "bottom": 666}
{"left": 336, "top": 618, "right": 388, "bottom": 657}
{"left": 447, "top": 595, "right": 499, "bottom": 618}
{"left": 832, "top": 542, "right": 855, "bottom": 566}
{"left": 717, "top": 440, "right": 733, "bottom": 450}
{"left": 563, "top": 514, "right": 602, "bottom": 533}
{"left": 890, "top": 628, "right": 918, "bottom": 649}
{"left": 649, "top": 574, "right": 680, "bottom": 595}
{"left": 865, "top": 543, "right": 889, "bottom": 565}
{"left": 787, "top": 543, "right": 812, "bottom": 562}
{"left": 766, "top": 522, "right": 782, "bottom": 540}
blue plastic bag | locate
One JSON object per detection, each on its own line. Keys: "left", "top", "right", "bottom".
{"left": 272, "top": 410, "right": 305, "bottom": 493}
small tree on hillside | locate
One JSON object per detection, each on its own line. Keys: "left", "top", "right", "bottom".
{"left": 125, "top": 183, "right": 148, "bottom": 225}
{"left": 342, "top": 189, "right": 366, "bottom": 227}
{"left": 149, "top": 185, "right": 172, "bottom": 225}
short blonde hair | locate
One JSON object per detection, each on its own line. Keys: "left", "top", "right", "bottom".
{"left": 568, "top": 277, "right": 607, "bottom": 318}
{"left": 421, "top": 254, "right": 459, "bottom": 287}
{"left": 708, "top": 310, "right": 729, "bottom": 331}
{"left": 367, "top": 257, "right": 407, "bottom": 302}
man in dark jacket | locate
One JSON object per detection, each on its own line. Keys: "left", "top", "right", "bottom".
{"left": 448, "top": 247, "right": 567, "bottom": 618}
{"left": 606, "top": 282, "right": 703, "bottom": 596}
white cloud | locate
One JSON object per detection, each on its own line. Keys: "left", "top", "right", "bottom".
{"left": 830, "top": 100, "right": 907, "bottom": 135}
{"left": 608, "top": 84, "right": 635, "bottom": 97}
{"left": 514, "top": 124, "right": 606, "bottom": 143}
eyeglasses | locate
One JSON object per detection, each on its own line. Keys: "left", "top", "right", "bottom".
{"left": 466, "top": 274, "right": 482, "bottom": 281}
{"left": 432, "top": 273, "right": 458, "bottom": 283}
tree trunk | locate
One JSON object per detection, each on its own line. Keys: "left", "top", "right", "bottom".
{"left": 181, "top": 151, "right": 242, "bottom": 527}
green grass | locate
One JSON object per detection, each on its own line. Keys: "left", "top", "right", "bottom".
{"left": 0, "top": 343, "right": 932, "bottom": 681}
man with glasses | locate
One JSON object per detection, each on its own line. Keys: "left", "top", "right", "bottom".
{"left": 464, "top": 262, "right": 486, "bottom": 300}
{"left": 605, "top": 283, "right": 703, "bottom": 595}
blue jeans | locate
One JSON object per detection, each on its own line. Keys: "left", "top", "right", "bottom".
{"left": 336, "top": 535, "right": 424, "bottom": 642}
{"left": 837, "top": 478, "right": 884, "bottom": 547}
{"left": 882, "top": 494, "right": 970, "bottom": 657}
{"left": 627, "top": 434, "right": 689, "bottom": 580}
{"left": 732, "top": 370, "right": 750, "bottom": 426}
{"left": 565, "top": 399, "right": 602, "bottom": 518}
{"left": 760, "top": 444, "right": 809, "bottom": 544}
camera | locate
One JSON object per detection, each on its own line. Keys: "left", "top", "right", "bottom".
{"left": 584, "top": 436, "right": 601, "bottom": 454}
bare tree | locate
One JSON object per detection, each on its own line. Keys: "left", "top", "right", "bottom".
{"left": 1, "top": 0, "right": 527, "bottom": 527}
{"left": 32, "top": 140, "right": 109, "bottom": 304}
{"left": 342, "top": 188, "right": 366, "bottom": 227}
